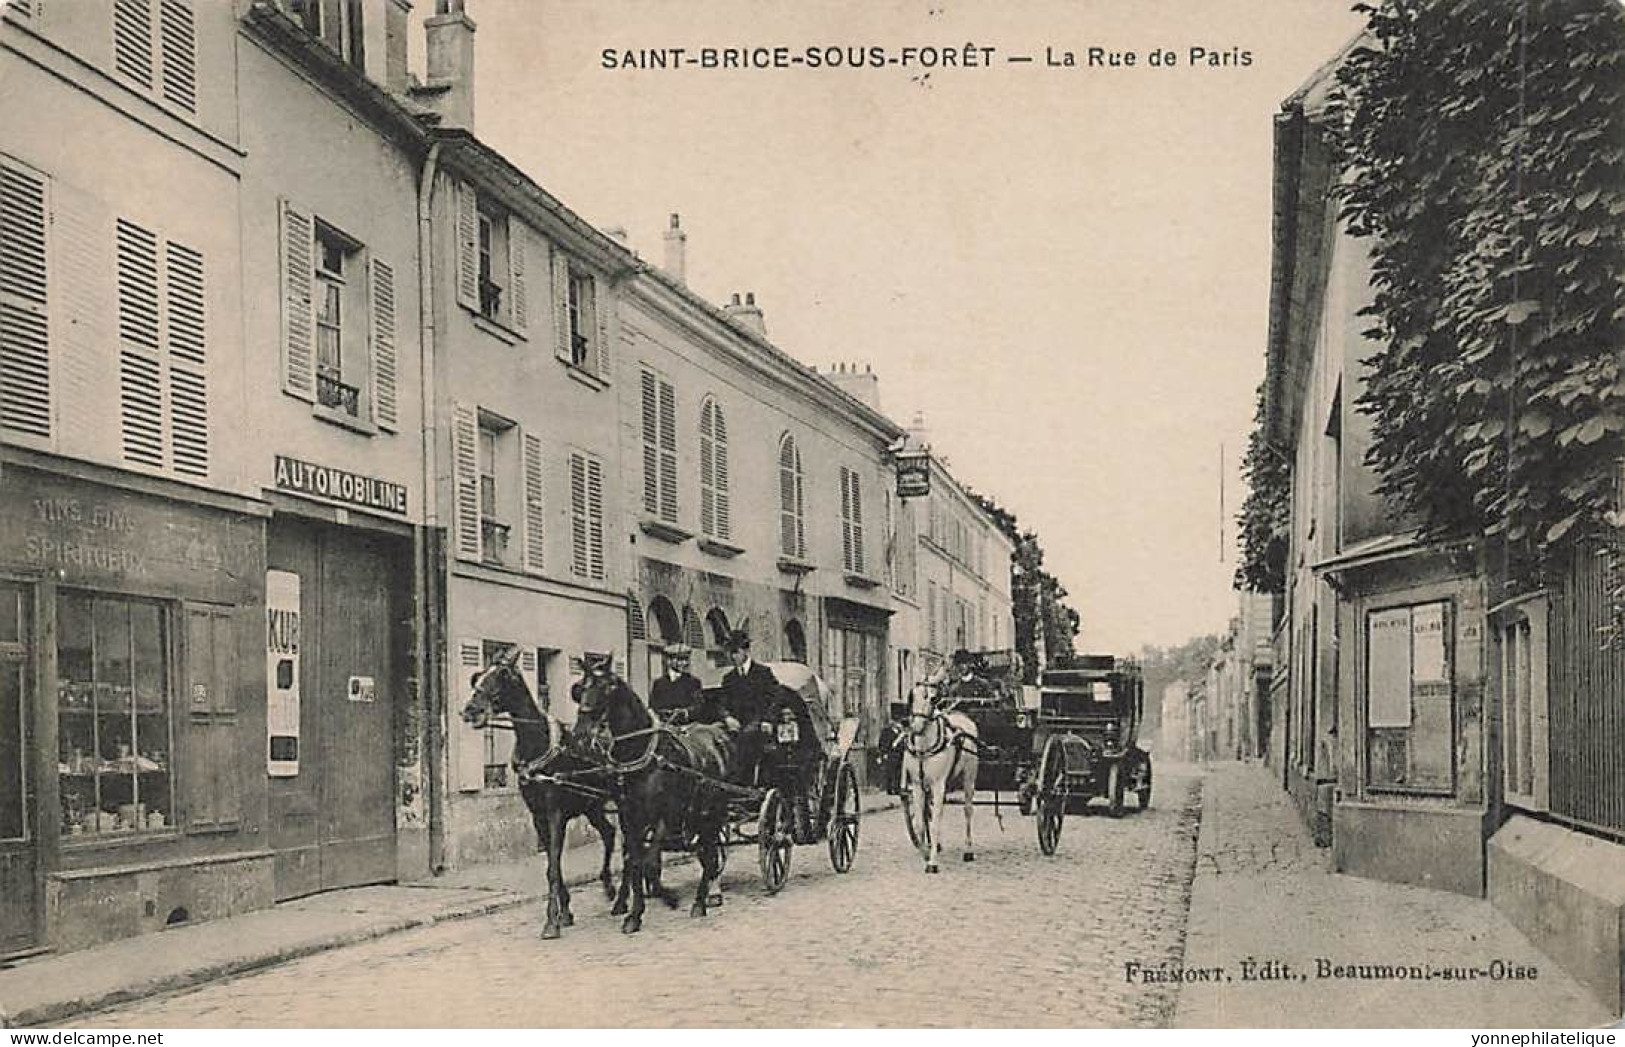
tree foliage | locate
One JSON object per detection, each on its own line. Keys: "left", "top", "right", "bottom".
{"left": 968, "top": 491, "right": 1082, "bottom": 682}
{"left": 1325, "top": 0, "right": 1625, "bottom": 597}
{"left": 1235, "top": 379, "right": 1291, "bottom": 593}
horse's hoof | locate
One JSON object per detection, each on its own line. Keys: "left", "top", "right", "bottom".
{"left": 963, "top": 852, "right": 976, "bottom": 863}
{"left": 659, "top": 890, "right": 679, "bottom": 910}
{"left": 561, "top": 910, "right": 576, "bottom": 927}
{"left": 600, "top": 882, "right": 616, "bottom": 901}
{"left": 925, "top": 863, "right": 939, "bottom": 874}
{"left": 689, "top": 902, "right": 707, "bottom": 919}
{"left": 621, "top": 916, "right": 641, "bottom": 934}
{"left": 707, "top": 893, "right": 724, "bottom": 907}
{"left": 610, "top": 899, "right": 627, "bottom": 916}
{"left": 540, "top": 922, "right": 561, "bottom": 941}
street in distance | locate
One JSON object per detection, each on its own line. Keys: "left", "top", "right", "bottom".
{"left": 599, "top": 45, "right": 1254, "bottom": 70}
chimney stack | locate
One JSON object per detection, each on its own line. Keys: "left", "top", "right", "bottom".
{"left": 663, "top": 213, "right": 687, "bottom": 284}
{"left": 723, "top": 291, "right": 766, "bottom": 337}
{"left": 381, "top": 0, "right": 412, "bottom": 94}
{"left": 907, "top": 409, "right": 931, "bottom": 449}
{"left": 420, "top": 0, "right": 476, "bottom": 130}
{"left": 824, "top": 360, "right": 883, "bottom": 412}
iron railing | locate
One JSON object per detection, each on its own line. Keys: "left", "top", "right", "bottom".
{"left": 1547, "top": 534, "right": 1625, "bottom": 840}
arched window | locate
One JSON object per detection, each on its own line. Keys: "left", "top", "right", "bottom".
{"left": 778, "top": 433, "right": 806, "bottom": 559}
{"left": 699, "top": 398, "right": 731, "bottom": 541}
{"left": 681, "top": 604, "right": 705, "bottom": 649}
{"left": 648, "top": 596, "right": 681, "bottom": 644}
{"left": 784, "top": 619, "right": 808, "bottom": 664}
{"left": 706, "top": 608, "right": 731, "bottom": 649}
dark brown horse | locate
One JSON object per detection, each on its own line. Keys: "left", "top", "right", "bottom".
{"left": 575, "top": 668, "right": 734, "bottom": 934}
{"left": 460, "top": 646, "right": 622, "bottom": 939}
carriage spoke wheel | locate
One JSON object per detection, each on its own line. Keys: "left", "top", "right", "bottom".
{"left": 900, "top": 777, "right": 924, "bottom": 850}
{"left": 1107, "top": 760, "right": 1126, "bottom": 819}
{"left": 1035, "top": 736, "right": 1066, "bottom": 857}
{"left": 827, "top": 760, "right": 860, "bottom": 874}
{"left": 758, "top": 788, "right": 793, "bottom": 894}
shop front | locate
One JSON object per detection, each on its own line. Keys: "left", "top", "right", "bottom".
{"left": 821, "top": 596, "right": 891, "bottom": 786}
{"left": 0, "top": 456, "right": 269, "bottom": 954}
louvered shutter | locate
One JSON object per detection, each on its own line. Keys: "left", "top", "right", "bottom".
{"left": 657, "top": 378, "right": 677, "bottom": 522}
{"left": 369, "top": 257, "right": 398, "bottom": 432}
{"left": 114, "top": 0, "right": 154, "bottom": 88}
{"left": 551, "top": 245, "right": 571, "bottom": 363}
{"left": 508, "top": 218, "right": 527, "bottom": 334}
{"left": 593, "top": 275, "right": 611, "bottom": 380}
{"left": 452, "top": 403, "right": 481, "bottom": 561}
{"left": 570, "top": 451, "right": 589, "bottom": 578}
{"left": 165, "top": 240, "right": 207, "bottom": 477}
{"left": 455, "top": 182, "right": 478, "bottom": 310}
{"left": 455, "top": 640, "right": 487, "bottom": 792}
{"left": 713, "top": 404, "right": 729, "bottom": 541}
{"left": 640, "top": 370, "right": 659, "bottom": 515}
{"left": 928, "top": 583, "right": 938, "bottom": 650}
{"left": 794, "top": 447, "right": 806, "bottom": 558}
{"left": 779, "top": 437, "right": 797, "bottom": 556}
{"left": 699, "top": 401, "right": 715, "bottom": 538}
{"left": 522, "top": 431, "right": 544, "bottom": 575}
{"left": 850, "top": 470, "right": 865, "bottom": 574}
{"left": 158, "top": 0, "right": 196, "bottom": 113}
{"left": 587, "top": 455, "right": 605, "bottom": 580}
{"left": 839, "top": 467, "right": 854, "bottom": 571}
{"left": 279, "top": 199, "right": 315, "bottom": 401}
{"left": 117, "top": 218, "right": 165, "bottom": 469}
{"left": 0, "top": 158, "right": 51, "bottom": 440}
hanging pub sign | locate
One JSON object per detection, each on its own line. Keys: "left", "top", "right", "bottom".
{"left": 895, "top": 450, "right": 932, "bottom": 499}
{"left": 266, "top": 570, "right": 302, "bottom": 777}
{"left": 274, "top": 455, "right": 408, "bottom": 516}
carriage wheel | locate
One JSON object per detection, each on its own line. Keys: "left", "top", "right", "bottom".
{"left": 900, "top": 778, "right": 928, "bottom": 852}
{"left": 757, "top": 789, "right": 793, "bottom": 894}
{"left": 1036, "top": 736, "right": 1066, "bottom": 857}
{"left": 827, "top": 760, "right": 861, "bottom": 874}
{"left": 1137, "top": 759, "right": 1153, "bottom": 811}
{"left": 1107, "top": 760, "right": 1126, "bottom": 819}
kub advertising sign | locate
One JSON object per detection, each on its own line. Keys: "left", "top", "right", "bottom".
{"left": 895, "top": 451, "right": 931, "bottom": 500}
{"left": 266, "top": 570, "right": 301, "bottom": 776}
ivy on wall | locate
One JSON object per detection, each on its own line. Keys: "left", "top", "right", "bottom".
{"left": 1324, "top": 0, "right": 1624, "bottom": 602}
{"left": 1236, "top": 380, "right": 1291, "bottom": 594}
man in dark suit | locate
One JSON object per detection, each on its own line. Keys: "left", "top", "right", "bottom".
{"left": 649, "top": 643, "right": 708, "bottom": 724}
{"left": 719, "top": 630, "right": 779, "bottom": 785}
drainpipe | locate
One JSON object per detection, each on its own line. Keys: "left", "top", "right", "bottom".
{"left": 415, "top": 141, "right": 446, "bottom": 874}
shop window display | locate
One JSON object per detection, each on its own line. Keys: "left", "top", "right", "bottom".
{"left": 57, "top": 593, "right": 173, "bottom": 837}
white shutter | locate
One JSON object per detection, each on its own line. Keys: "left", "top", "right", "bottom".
{"left": 522, "top": 430, "right": 544, "bottom": 575}
{"left": 455, "top": 182, "right": 478, "bottom": 310}
{"left": 699, "top": 400, "right": 715, "bottom": 538}
{"left": 369, "top": 257, "right": 398, "bottom": 432}
{"left": 713, "top": 403, "right": 729, "bottom": 541}
{"left": 839, "top": 466, "right": 854, "bottom": 571}
{"left": 164, "top": 239, "right": 207, "bottom": 477}
{"left": 779, "top": 437, "right": 797, "bottom": 556}
{"left": 570, "top": 451, "right": 588, "bottom": 578}
{"left": 116, "top": 218, "right": 165, "bottom": 469}
{"left": 593, "top": 274, "right": 611, "bottom": 380}
{"left": 508, "top": 219, "right": 527, "bottom": 334}
{"left": 658, "top": 377, "right": 677, "bottom": 522}
{"left": 279, "top": 199, "right": 315, "bottom": 401}
{"left": 454, "top": 640, "right": 487, "bottom": 792}
{"left": 0, "top": 157, "right": 51, "bottom": 440}
{"left": 587, "top": 455, "right": 605, "bottom": 580}
{"left": 158, "top": 0, "right": 196, "bottom": 114}
{"left": 850, "top": 470, "right": 865, "bottom": 574}
{"left": 640, "top": 369, "right": 659, "bottom": 515}
{"left": 452, "top": 403, "right": 481, "bottom": 562}
{"left": 113, "top": 0, "right": 154, "bottom": 88}
{"left": 551, "top": 245, "right": 571, "bottom": 363}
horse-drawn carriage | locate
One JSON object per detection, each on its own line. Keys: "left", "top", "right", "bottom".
{"left": 1029, "top": 655, "right": 1152, "bottom": 853}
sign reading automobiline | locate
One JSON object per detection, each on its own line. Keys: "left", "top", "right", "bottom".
{"left": 274, "top": 455, "right": 408, "bottom": 516}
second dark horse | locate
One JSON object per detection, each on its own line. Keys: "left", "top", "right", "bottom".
{"left": 461, "top": 646, "right": 623, "bottom": 939}
{"left": 575, "top": 667, "right": 734, "bottom": 934}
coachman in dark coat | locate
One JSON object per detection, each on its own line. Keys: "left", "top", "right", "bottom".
{"left": 649, "top": 643, "right": 719, "bottom": 724}
{"left": 719, "top": 629, "right": 779, "bottom": 786}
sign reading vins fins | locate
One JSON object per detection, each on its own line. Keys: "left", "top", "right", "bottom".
{"left": 274, "top": 455, "right": 408, "bottom": 516}
{"left": 895, "top": 449, "right": 931, "bottom": 499}
{"left": 266, "top": 570, "right": 301, "bottom": 777}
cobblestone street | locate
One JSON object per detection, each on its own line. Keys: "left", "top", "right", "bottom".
{"left": 83, "top": 773, "right": 1202, "bottom": 1028}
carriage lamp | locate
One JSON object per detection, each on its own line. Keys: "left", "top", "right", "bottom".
{"left": 1015, "top": 713, "right": 1030, "bottom": 729}
{"left": 776, "top": 707, "right": 800, "bottom": 744}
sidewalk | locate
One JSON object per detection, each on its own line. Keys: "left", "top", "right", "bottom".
{"left": 0, "top": 791, "right": 898, "bottom": 1028}
{"left": 1174, "top": 761, "right": 1619, "bottom": 1028}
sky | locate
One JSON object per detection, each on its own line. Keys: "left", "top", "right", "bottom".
{"left": 413, "top": 0, "right": 1366, "bottom": 654}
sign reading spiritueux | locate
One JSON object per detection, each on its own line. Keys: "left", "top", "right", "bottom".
{"left": 274, "top": 455, "right": 408, "bottom": 516}
{"left": 895, "top": 450, "right": 932, "bottom": 499}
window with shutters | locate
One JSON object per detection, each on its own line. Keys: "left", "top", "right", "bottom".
{"left": 570, "top": 449, "right": 606, "bottom": 582}
{"left": 839, "top": 466, "right": 866, "bottom": 575}
{"left": 778, "top": 433, "right": 807, "bottom": 560}
{"left": 477, "top": 415, "right": 515, "bottom": 568}
{"left": 0, "top": 156, "right": 51, "bottom": 441}
{"left": 566, "top": 268, "right": 594, "bottom": 368}
{"left": 112, "top": 0, "right": 198, "bottom": 115}
{"left": 280, "top": 201, "right": 398, "bottom": 434}
{"left": 456, "top": 186, "right": 527, "bottom": 339}
{"left": 699, "top": 398, "right": 731, "bottom": 542}
{"left": 116, "top": 217, "right": 210, "bottom": 479}
{"left": 640, "top": 368, "right": 678, "bottom": 525}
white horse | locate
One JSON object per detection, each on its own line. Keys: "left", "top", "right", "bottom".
{"left": 901, "top": 675, "right": 980, "bottom": 873}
